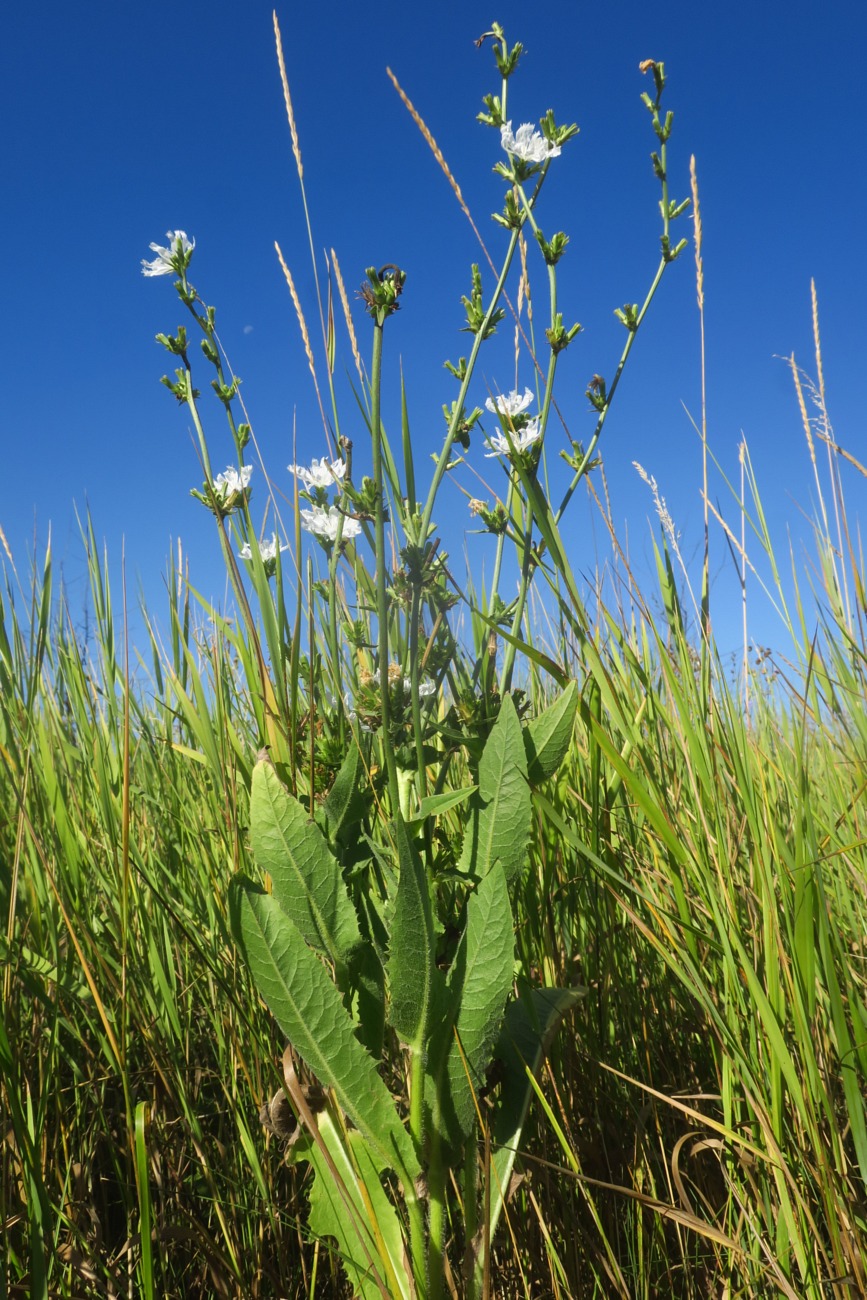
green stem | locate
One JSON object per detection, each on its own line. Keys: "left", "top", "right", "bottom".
{"left": 326, "top": 545, "right": 344, "bottom": 747}
{"left": 489, "top": 476, "right": 516, "bottom": 604}
{"left": 180, "top": 284, "right": 245, "bottom": 458}
{"left": 180, "top": 367, "right": 215, "bottom": 482}
{"left": 370, "top": 320, "right": 400, "bottom": 814}
{"left": 501, "top": 339, "right": 560, "bottom": 692}
{"left": 554, "top": 253, "right": 668, "bottom": 525}
{"left": 409, "top": 583, "right": 427, "bottom": 801}
{"left": 499, "top": 201, "right": 560, "bottom": 690}
{"left": 420, "top": 228, "right": 522, "bottom": 542}
{"left": 180, "top": 370, "right": 289, "bottom": 758}
{"left": 427, "top": 1149, "right": 447, "bottom": 1300}
{"left": 408, "top": 1041, "right": 427, "bottom": 1278}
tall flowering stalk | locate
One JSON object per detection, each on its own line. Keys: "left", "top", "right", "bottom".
{"left": 144, "top": 21, "right": 687, "bottom": 1300}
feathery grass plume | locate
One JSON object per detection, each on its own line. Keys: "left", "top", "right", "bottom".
{"left": 386, "top": 65, "right": 545, "bottom": 388}
{"left": 386, "top": 67, "right": 472, "bottom": 226}
{"left": 811, "top": 277, "right": 826, "bottom": 409}
{"left": 275, "top": 240, "right": 330, "bottom": 441}
{"left": 810, "top": 281, "right": 851, "bottom": 624}
{"left": 788, "top": 350, "right": 816, "bottom": 466}
{"left": 690, "top": 155, "right": 704, "bottom": 314}
{"left": 273, "top": 11, "right": 303, "bottom": 180}
{"left": 331, "top": 246, "right": 364, "bottom": 387}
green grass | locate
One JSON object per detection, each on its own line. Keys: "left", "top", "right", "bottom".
{"left": 3, "top": 397, "right": 866, "bottom": 1296}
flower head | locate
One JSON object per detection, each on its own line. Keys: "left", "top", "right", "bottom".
{"left": 192, "top": 464, "right": 252, "bottom": 515}
{"left": 485, "top": 387, "right": 534, "bottom": 419}
{"left": 500, "top": 122, "right": 561, "bottom": 165}
{"left": 300, "top": 504, "right": 362, "bottom": 543}
{"left": 141, "top": 230, "right": 195, "bottom": 277}
{"left": 288, "top": 457, "right": 347, "bottom": 489}
{"left": 484, "top": 419, "right": 542, "bottom": 459}
{"left": 239, "top": 533, "right": 285, "bottom": 564}
{"left": 213, "top": 465, "right": 252, "bottom": 499}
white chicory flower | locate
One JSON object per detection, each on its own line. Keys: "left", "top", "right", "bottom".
{"left": 485, "top": 418, "right": 542, "bottom": 459}
{"left": 213, "top": 465, "right": 252, "bottom": 499}
{"left": 238, "top": 533, "right": 285, "bottom": 563}
{"left": 300, "top": 505, "right": 362, "bottom": 543}
{"left": 288, "top": 457, "right": 347, "bottom": 489}
{"left": 359, "top": 671, "right": 435, "bottom": 698}
{"left": 485, "top": 387, "right": 534, "bottom": 419}
{"left": 141, "top": 230, "right": 195, "bottom": 277}
{"left": 500, "top": 122, "right": 561, "bottom": 165}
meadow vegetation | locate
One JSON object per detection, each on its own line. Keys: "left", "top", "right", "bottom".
{"left": 2, "top": 17, "right": 866, "bottom": 1299}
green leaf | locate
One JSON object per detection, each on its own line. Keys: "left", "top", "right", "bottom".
{"left": 486, "top": 987, "right": 584, "bottom": 1253}
{"left": 405, "top": 785, "right": 477, "bottom": 823}
{"left": 322, "top": 738, "right": 368, "bottom": 842}
{"left": 251, "top": 760, "right": 361, "bottom": 964}
{"left": 387, "top": 818, "right": 437, "bottom": 1051}
{"left": 304, "top": 1114, "right": 411, "bottom": 1300}
{"left": 350, "top": 941, "right": 387, "bottom": 1060}
{"left": 230, "top": 877, "right": 419, "bottom": 1189}
{"left": 428, "top": 863, "right": 514, "bottom": 1151}
{"left": 523, "top": 681, "right": 579, "bottom": 785}
{"left": 459, "top": 694, "right": 531, "bottom": 883}
{"left": 477, "top": 615, "right": 569, "bottom": 687}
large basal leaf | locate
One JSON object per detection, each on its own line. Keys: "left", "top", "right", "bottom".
{"left": 230, "top": 877, "right": 419, "bottom": 1189}
{"left": 250, "top": 759, "right": 361, "bottom": 964}
{"left": 387, "top": 818, "right": 437, "bottom": 1052}
{"left": 523, "top": 680, "right": 579, "bottom": 786}
{"left": 303, "top": 1114, "right": 412, "bottom": 1300}
{"left": 458, "top": 693, "right": 531, "bottom": 883}
{"left": 427, "top": 863, "right": 514, "bottom": 1151}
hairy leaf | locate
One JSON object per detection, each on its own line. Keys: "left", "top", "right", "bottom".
{"left": 428, "top": 863, "right": 514, "bottom": 1151}
{"left": 388, "top": 818, "right": 437, "bottom": 1051}
{"left": 523, "top": 680, "right": 579, "bottom": 785}
{"left": 459, "top": 693, "right": 530, "bottom": 882}
{"left": 251, "top": 760, "right": 361, "bottom": 964}
{"left": 229, "top": 877, "right": 419, "bottom": 1188}
{"left": 322, "top": 738, "right": 369, "bottom": 842}
{"left": 350, "top": 941, "right": 387, "bottom": 1059}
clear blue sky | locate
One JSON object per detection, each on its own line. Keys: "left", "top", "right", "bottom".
{"left": 3, "top": 0, "right": 865, "bottom": 665}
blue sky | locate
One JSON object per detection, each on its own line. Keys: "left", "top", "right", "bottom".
{"left": 3, "top": 0, "right": 865, "bottom": 666}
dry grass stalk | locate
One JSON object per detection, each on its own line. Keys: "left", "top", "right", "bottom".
{"left": 273, "top": 11, "right": 303, "bottom": 180}
{"left": 386, "top": 67, "right": 471, "bottom": 224}
{"left": 276, "top": 240, "right": 331, "bottom": 441}
{"left": 275, "top": 241, "right": 316, "bottom": 387}
{"left": 331, "top": 247, "right": 364, "bottom": 387}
